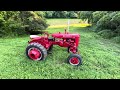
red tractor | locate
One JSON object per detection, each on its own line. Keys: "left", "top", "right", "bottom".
{"left": 26, "top": 29, "right": 82, "bottom": 66}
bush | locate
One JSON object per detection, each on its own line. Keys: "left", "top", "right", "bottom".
{"left": 53, "top": 11, "right": 69, "bottom": 18}
{"left": 19, "top": 11, "right": 48, "bottom": 33}
{"left": 34, "top": 11, "right": 45, "bottom": 18}
{"left": 0, "top": 11, "right": 24, "bottom": 37}
{"left": 0, "top": 11, "right": 48, "bottom": 37}
{"left": 97, "top": 29, "right": 116, "bottom": 39}
{"left": 112, "top": 36, "right": 120, "bottom": 43}
{"left": 110, "top": 12, "right": 120, "bottom": 29}
{"left": 68, "top": 11, "right": 78, "bottom": 18}
{"left": 44, "top": 11, "right": 54, "bottom": 18}
{"left": 96, "top": 13, "right": 113, "bottom": 30}
{"left": 94, "top": 11, "right": 120, "bottom": 39}
{"left": 92, "top": 11, "right": 107, "bottom": 24}
{"left": 96, "top": 12, "right": 119, "bottom": 30}
{"left": 79, "top": 11, "right": 93, "bottom": 23}
{"left": 44, "top": 11, "right": 79, "bottom": 18}
{"left": 115, "top": 25, "right": 120, "bottom": 36}
{"left": 52, "top": 11, "right": 61, "bottom": 18}
{"left": 0, "top": 15, "right": 5, "bottom": 28}
{"left": 60, "top": 11, "right": 68, "bottom": 18}
{"left": 2, "top": 15, "right": 25, "bottom": 36}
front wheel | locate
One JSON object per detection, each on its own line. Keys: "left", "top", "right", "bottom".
{"left": 67, "top": 54, "right": 82, "bottom": 66}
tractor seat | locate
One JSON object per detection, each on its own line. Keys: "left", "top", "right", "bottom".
{"left": 30, "top": 35, "right": 41, "bottom": 39}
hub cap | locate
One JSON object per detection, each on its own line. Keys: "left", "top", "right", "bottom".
{"left": 28, "top": 48, "right": 42, "bottom": 60}
{"left": 69, "top": 57, "right": 80, "bottom": 65}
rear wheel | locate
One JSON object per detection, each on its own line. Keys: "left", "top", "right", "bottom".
{"left": 67, "top": 54, "right": 82, "bottom": 66}
{"left": 26, "top": 43, "right": 47, "bottom": 61}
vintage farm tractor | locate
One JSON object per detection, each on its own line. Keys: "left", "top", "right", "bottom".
{"left": 25, "top": 29, "right": 82, "bottom": 66}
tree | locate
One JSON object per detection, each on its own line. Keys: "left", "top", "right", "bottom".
{"left": 44, "top": 11, "right": 54, "bottom": 18}
{"left": 19, "top": 11, "right": 48, "bottom": 34}
{"left": 79, "top": 11, "right": 94, "bottom": 23}
{"left": 92, "top": 11, "right": 108, "bottom": 24}
{"left": 68, "top": 11, "right": 78, "bottom": 18}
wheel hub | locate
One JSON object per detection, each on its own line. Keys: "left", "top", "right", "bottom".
{"left": 69, "top": 57, "right": 79, "bottom": 65}
{"left": 28, "top": 48, "right": 41, "bottom": 60}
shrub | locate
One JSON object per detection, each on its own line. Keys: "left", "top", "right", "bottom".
{"left": 96, "top": 13, "right": 113, "bottom": 30}
{"left": 34, "top": 11, "right": 45, "bottom": 18}
{"left": 0, "top": 11, "right": 24, "bottom": 37}
{"left": 111, "top": 36, "right": 120, "bottom": 43}
{"left": 60, "top": 11, "right": 68, "bottom": 18}
{"left": 110, "top": 12, "right": 120, "bottom": 29}
{"left": 68, "top": 11, "right": 78, "bottom": 18}
{"left": 52, "top": 11, "right": 61, "bottom": 18}
{"left": 44, "top": 11, "right": 54, "bottom": 18}
{"left": 96, "top": 12, "right": 119, "bottom": 30}
{"left": 114, "top": 25, "right": 120, "bottom": 36}
{"left": 44, "top": 11, "right": 79, "bottom": 18}
{"left": 97, "top": 29, "right": 116, "bottom": 39}
{"left": 19, "top": 11, "right": 48, "bottom": 33}
{"left": 79, "top": 11, "right": 94, "bottom": 23}
{"left": 92, "top": 11, "right": 107, "bottom": 24}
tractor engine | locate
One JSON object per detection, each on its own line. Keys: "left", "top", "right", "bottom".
{"left": 52, "top": 32, "right": 80, "bottom": 53}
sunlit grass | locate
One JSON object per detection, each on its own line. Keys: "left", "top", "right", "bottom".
{"left": 47, "top": 19, "right": 92, "bottom": 28}
{"left": 48, "top": 23, "right": 92, "bottom": 28}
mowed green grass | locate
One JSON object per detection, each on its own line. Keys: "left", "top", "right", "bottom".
{"left": 0, "top": 19, "right": 120, "bottom": 79}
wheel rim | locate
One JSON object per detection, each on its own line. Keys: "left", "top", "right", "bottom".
{"left": 69, "top": 57, "right": 80, "bottom": 65}
{"left": 28, "top": 48, "right": 42, "bottom": 61}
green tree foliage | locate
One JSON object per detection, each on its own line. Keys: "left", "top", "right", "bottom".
{"left": 93, "top": 11, "right": 120, "bottom": 40}
{"left": 96, "top": 12, "right": 119, "bottom": 30}
{"left": 44, "top": 11, "right": 54, "bottom": 18}
{"left": 52, "top": 11, "right": 61, "bottom": 18}
{"left": 19, "top": 11, "right": 48, "bottom": 31}
{"left": 44, "top": 11, "right": 78, "bottom": 18}
{"left": 92, "top": 11, "right": 108, "bottom": 24}
{"left": 0, "top": 11, "right": 48, "bottom": 37}
{"left": 79, "top": 11, "right": 93, "bottom": 23}
{"left": 97, "top": 29, "right": 115, "bottom": 39}
{"left": 0, "top": 11, "right": 23, "bottom": 37}
{"left": 68, "top": 11, "right": 78, "bottom": 18}
{"left": 60, "top": 11, "right": 68, "bottom": 18}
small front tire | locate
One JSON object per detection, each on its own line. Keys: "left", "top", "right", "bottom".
{"left": 67, "top": 54, "right": 82, "bottom": 66}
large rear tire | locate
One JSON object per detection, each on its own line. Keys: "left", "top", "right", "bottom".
{"left": 26, "top": 43, "right": 47, "bottom": 61}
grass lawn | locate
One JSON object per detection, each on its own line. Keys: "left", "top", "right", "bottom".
{"left": 0, "top": 19, "right": 120, "bottom": 79}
